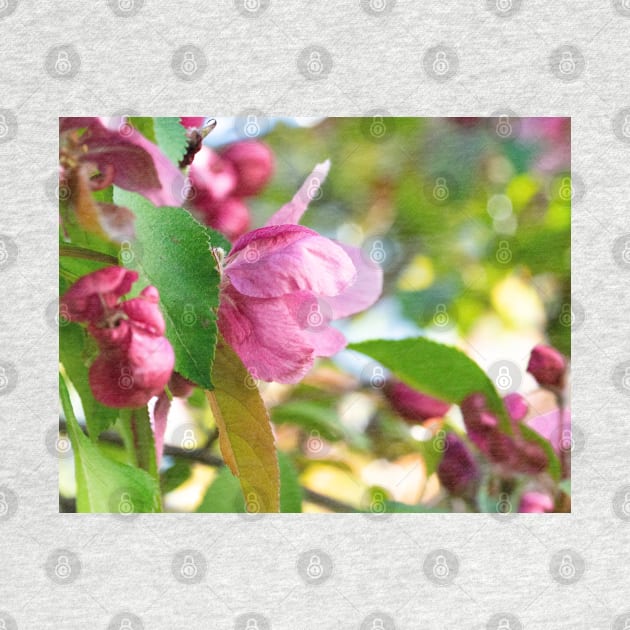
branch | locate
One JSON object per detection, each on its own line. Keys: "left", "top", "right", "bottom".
{"left": 58, "top": 420, "right": 358, "bottom": 513}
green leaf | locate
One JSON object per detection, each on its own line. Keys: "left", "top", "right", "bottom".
{"left": 153, "top": 117, "right": 188, "bottom": 166}
{"left": 349, "top": 337, "right": 511, "bottom": 431}
{"left": 59, "top": 322, "right": 118, "bottom": 438}
{"left": 272, "top": 401, "right": 345, "bottom": 442}
{"left": 113, "top": 189, "right": 221, "bottom": 389}
{"left": 279, "top": 452, "right": 303, "bottom": 513}
{"left": 128, "top": 117, "right": 157, "bottom": 143}
{"left": 205, "top": 337, "right": 280, "bottom": 512}
{"left": 196, "top": 467, "right": 245, "bottom": 513}
{"left": 60, "top": 375, "right": 161, "bottom": 513}
{"left": 161, "top": 459, "right": 192, "bottom": 494}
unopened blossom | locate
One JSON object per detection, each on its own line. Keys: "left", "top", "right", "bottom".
{"left": 527, "top": 344, "right": 566, "bottom": 388}
{"left": 437, "top": 433, "right": 480, "bottom": 497}
{"left": 518, "top": 491, "right": 554, "bottom": 513}
{"left": 179, "top": 117, "right": 207, "bottom": 129}
{"left": 384, "top": 379, "right": 450, "bottom": 424}
{"left": 461, "top": 392, "right": 548, "bottom": 475}
{"left": 217, "top": 160, "right": 383, "bottom": 383}
{"left": 187, "top": 146, "right": 250, "bottom": 240}
{"left": 187, "top": 140, "right": 274, "bottom": 240}
{"left": 61, "top": 266, "right": 174, "bottom": 408}
{"left": 220, "top": 140, "right": 274, "bottom": 197}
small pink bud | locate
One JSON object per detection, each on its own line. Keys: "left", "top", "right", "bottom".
{"left": 384, "top": 380, "right": 451, "bottom": 424}
{"left": 437, "top": 433, "right": 480, "bottom": 497}
{"left": 518, "top": 491, "right": 554, "bottom": 513}
{"left": 527, "top": 344, "right": 566, "bottom": 388}
{"left": 220, "top": 141, "right": 274, "bottom": 197}
{"left": 180, "top": 117, "right": 206, "bottom": 129}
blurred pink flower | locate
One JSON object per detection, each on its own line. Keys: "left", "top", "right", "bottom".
{"left": 187, "top": 141, "right": 274, "bottom": 241}
{"left": 61, "top": 267, "right": 174, "bottom": 408}
{"left": 518, "top": 117, "right": 570, "bottom": 172}
{"left": 220, "top": 140, "right": 274, "bottom": 197}
{"left": 60, "top": 117, "right": 184, "bottom": 207}
{"left": 217, "top": 160, "right": 383, "bottom": 383}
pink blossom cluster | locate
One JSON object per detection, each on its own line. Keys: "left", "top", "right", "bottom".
{"left": 181, "top": 119, "right": 274, "bottom": 240}
{"left": 61, "top": 267, "right": 174, "bottom": 408}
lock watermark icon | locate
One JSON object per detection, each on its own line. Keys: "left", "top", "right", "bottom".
{"left": 244, "top": 114, "right": 260, "bottom": 137}
{"left": 172, "top": 45, "right": 207, "bottom": 81}
{"left": 550, "top": 45, "right": 584, "bottom": 81}
{"left": 550, "top": 548, "right": 584, "bottom": 584}
{"left": 297, "top": 549, "right": 333, "bottom": 584}
{"left": 298, "top": 46, "right": 332, "bottom": 80}
{"left": 423, "top": 45, "right": 458, "bottom": 80}
{"left": 423, "top": 549, "right": 458, "bottom": 585}
{"left": 172, "top": 549, "right": 207, "bottom": 583}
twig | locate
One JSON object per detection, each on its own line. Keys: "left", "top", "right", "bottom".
{"left": 58, "top": 420, "right": 359, "bottom": 513}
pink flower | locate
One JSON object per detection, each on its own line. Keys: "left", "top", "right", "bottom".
{"left": 220, "top": 141, "right": 274, "bottom": 197}
{"left": 527, "top": 344, "right": 566, "bottom": 388}
{"left": 384, "top": 379, "right": 450, "bottom": 424}
{"left": 518, "top": 491, "right": 554, "bottom": 513}
{"left": 217, "top": 160, "right": 383, "bottom": 383}
{"left": 61, "top": 267, "right": 175, "bottom": 408}
{"left": 60, "top": 117, "right": 184, "bottom": 208}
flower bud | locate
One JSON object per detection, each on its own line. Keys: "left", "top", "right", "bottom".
{"left": 168, "top": 372, "right": 195, "bottom": 398}
{"left": 220, "top": 141, "right": 274, "bottom": 197}
{"left": 527, "top": 344, "right": 566, "bottom": 388}
{"left": 196, "top": 196, "right": 251, "bottom": 241}
{"left": 437, "top": 433, "right": 480, "bottom": 497}
{"left": 518, "top": 491, "right": 554, "bottom": 513}
{"left": 384, "top": 380, "right": 450, "bottom": 424}
{"left": 180, "top": 117, "right": 206, "bottom": 129}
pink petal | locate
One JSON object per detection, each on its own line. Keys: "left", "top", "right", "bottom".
{"left": 527, "top": 408, "right": 571, "bottom": 455}
{"left": 226, "top": 224, "right": 356, "bottom": 299}
{"left": 325, "top": 243, "right": 383, "bottom": 318}
{"left": 122, "top": 287, "right": 166, "bottom": 336}
{"left": 285, "top": 292, "right": 347, "bottom": 357}
{"left": 218, "top": 285, "right": 315, "bottom": 383}
{"left": 61, "top": 267, "right": 138, "bottom": 322}
{"left": 149, "top": 392, "right": 171, "bottom": 466}
{"left": 74, "top": 119, "right": 184, "bottom": 207}
{"left": 264, "top": 160, "right": 330, "bottom": 226}
{"left": 189, "top": 145, "right": 237, "bottom": 203}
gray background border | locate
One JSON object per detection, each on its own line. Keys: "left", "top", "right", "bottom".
{"left": 1, "top": 1, "right": 629, "bottom": 628}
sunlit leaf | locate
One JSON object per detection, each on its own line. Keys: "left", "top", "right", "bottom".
{"left": 205, "top": 338, "right": 280, "bottom": 512}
